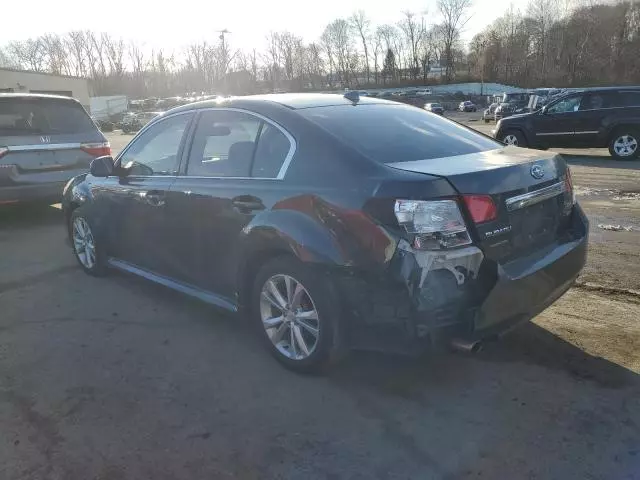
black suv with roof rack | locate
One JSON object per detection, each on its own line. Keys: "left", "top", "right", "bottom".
{"left": 493, "top": 86, "right": 640, "bottom": 160}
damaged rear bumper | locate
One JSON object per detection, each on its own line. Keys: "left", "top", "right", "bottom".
{"left": 340, "top": 205, "right": 589, "bottom": 353}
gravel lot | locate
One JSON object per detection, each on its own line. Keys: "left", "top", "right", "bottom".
{"left": 0, "top": 121, "right": 638, "bottom": 480}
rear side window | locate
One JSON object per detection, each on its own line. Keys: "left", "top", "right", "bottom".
{"left": 615, "top": 91, "right": 640, "bottom": 107}
{"left": 300, "top": 104, "right": 500, "bottom": 163}
{"left": 186, "top": 110, "right": 292, "bottom": 178}
{"left": 0, "top": 98, "right": 96, "bottom": 135}
{"left": 187, "top": 110, "right": 262, "bottom": 177}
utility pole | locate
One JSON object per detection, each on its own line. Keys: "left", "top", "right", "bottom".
{"left": 216, "top": 29, "right": 231, "bottom": 93}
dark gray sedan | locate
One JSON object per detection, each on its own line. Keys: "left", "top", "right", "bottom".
{"left": 62, "top": 93, "right": 588, "bottom": 372}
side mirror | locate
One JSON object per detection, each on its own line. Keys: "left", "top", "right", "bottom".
{"left": 90, "top": 155, "right": 114, "bottom": 177}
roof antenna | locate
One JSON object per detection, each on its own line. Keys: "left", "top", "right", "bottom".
{"left": 344, "top": 90, "right": 360, "bottom": 104}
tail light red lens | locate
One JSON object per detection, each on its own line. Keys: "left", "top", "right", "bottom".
{"left": 462, "top": 195, "right": 498, "bottom": 224}
{"left": 0, "top": 147, "right": 8, "bottom": 160}
{"left": 81, "top": 142, "right": 111, "bottom": 157}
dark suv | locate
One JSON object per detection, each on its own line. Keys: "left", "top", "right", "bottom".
{"left": 0, "top": 94, "right": 109, "bottom": 205}
{"left": 493, "top": 87, "right": 640, "bottom": 160}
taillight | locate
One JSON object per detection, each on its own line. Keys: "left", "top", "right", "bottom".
{"left": 80, "top": 142, "right": 111, "bottom": 157}
{"left": 394, "top": 199, "right": 472, "bottom": 250}
{"left": 462, "top": 195, "right": 498, "bottom": 224}
{"left": 0, "top": 146, "right": 8, "bottom": 160}
{"left": 564, "top": 167, "right": 576, "bottom": 204}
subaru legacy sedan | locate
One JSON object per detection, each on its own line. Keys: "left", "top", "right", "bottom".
{"left": 62, "top": 94, "right": 588, "bottom": 372}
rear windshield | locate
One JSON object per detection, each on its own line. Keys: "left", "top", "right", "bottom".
{"left": 0, "top": 98, "right": 95, "bottom": 136}
{"left": 300, "top": 104, "right": 500, "bottom": 163}
{"left": 430, "top": 103, "right": 442, "bottom": 107}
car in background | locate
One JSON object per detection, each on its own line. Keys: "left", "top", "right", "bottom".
{"left": 483, "top": 103, "right": 499, "bottom": 123}
{"left": 494, "top": 92, "right": 531, "bottom": 120}
{"left": 91, "top": 116, "right": 114, "bottom": 132}
{"left": 0, "top": 93, "right": 110, "bottom": 205}
{"left": 425, "top": 103, "right": 444, "bottom": 115}
{"left": 63, "top": 93, "right": 587, "bottom": 372}
{"left": 493, "top": 87, "right": 640, "bottom": 160}
{"left": 459, "top": 101, "right": 477, "bottom": 112}
{"left": 121, "top": 111, "right": 163, "bottom": 134}
{"left": 415, "top": 89, "right": 433, "bottom": 96}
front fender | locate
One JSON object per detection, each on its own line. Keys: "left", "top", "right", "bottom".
{"left": 62, "top": 173, "right": 91, "bottom": 214}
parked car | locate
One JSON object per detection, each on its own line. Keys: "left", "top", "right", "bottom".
{"left": 492, "top": 87, "right": 640, "bottom": 160}
{"left": 0, "top": 93, "right": 110, "bottom": 205}
{"left": 459, "top": 101, "right": 477, "bottom": 112}
{"left": 415, "top": 89, "right": 433, "bottom": 96}
{"left": 92, "top": 116, "right": 114, "bottom": 132}
{"left": 494, "top": 92, "right": 531, "bottom": 120}
{"left": 62, "top": 93, "right": 587, "bottom": 372}
{"left": 425, "top": 103, "right": 444, "bottom": 115}
{"left": 483, "top": 103, "right": 499, "bottom": 123}
{"left": 121, "top": 111, "right": 162, "bottom": 134}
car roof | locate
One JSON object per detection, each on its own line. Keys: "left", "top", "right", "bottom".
{"left": 167, "top": 93, "right": 391, "bottom": 114}
{"left": 562, "top": 86, "right": 640, "bottom": 95}
{"left": 0, "top": 92, "right": 80, "bottom": 103}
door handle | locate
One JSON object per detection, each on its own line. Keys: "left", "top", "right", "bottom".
{"left": 139, "top": 190, "right": 166, "bottom": 207}
{"left": 232, "top": 196, "right": 265, "bottom": 213}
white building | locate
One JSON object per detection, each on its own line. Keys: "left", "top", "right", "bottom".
{"left": 0, "top": 68, "right": 92, "bottom": 109}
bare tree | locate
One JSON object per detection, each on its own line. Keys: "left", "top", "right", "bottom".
{"left": 350, "top": 10, "right": 371, "bottom": 84}
{"left": 6, "top": 38, "right": 46, "bottom": 72}
{"left": 527, "top": 0, "right": 558, "bottom": 80}
{"left": 399, "top": 12, "right": 424, "bottom": 79}
{"left": 437, "top": 0, "right": 472, "bottom": 81}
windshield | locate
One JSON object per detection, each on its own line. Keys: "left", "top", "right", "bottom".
{"left": 502, "top": 93, "right": 529, "bottom": 103}
{"left": 300, "top": 103, "right": 501, "bottom": 163}
{"left": 0, "top": 97, "right": 95, "bottom": 135}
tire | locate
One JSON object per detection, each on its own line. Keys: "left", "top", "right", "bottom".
{"left": 69, "top": 208, "right": 107, "bottom": 276}
{"left": 251, "top": 256, "right": 344, "bottom": 373}
{"left": 501, "top": 130, "right": 527, "bottom": 147}
{"left": 608, "top": 129, "right": 639, "bottom": 160}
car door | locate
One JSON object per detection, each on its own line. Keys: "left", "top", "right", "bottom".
{"left": 107, "top": 112, "right": 194, "bottom": 275}
{"left": 572, "top": 92, "right": 611, "bottom": 147}
{"left": 531, "top": 94, "right": 584, "bottom": 148}
{"left": 166, "top": 109, "right": 295, "bottom": 300}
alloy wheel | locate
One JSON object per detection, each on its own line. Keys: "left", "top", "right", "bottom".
{"left": 613, "top": 134, "right": 638, "bottom": 157}
{"left": 72, "top": 217, "right": 96, "bottom": 269}
{"left": 502, "top": 134, "right": 518, "bottom": 146}
{"left": 259, "top": 274, "right": 320, "bottom": 360}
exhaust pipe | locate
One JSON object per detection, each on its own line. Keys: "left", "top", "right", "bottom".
{"left": 450, "top": 338, "right": 483, "bottom": 354}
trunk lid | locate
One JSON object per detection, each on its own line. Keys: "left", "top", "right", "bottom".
{"left": 388, "top": 147, "right": 573, "bottom": 262}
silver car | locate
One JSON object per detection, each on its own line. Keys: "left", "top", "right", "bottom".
{"left": 0, "top": 94, "right": 109, "bottom": 205}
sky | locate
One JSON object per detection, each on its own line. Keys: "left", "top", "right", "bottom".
{"left": 0, "top": 0, "right": 528, "bottom": 55}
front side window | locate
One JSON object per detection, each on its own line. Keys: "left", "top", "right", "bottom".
{"left": 119, "top": 113, "right": 192, "bottom": 176}
{"left": 547, "top": 96, "right": 583, "bottom": 114}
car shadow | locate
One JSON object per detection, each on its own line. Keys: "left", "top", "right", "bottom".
{"left": 560, "top": 153, "right": 640, "bottom": 171}
{"left": 328, "top": 322, "right": 636, "bottom": 393}
{"left": 0, "top": 203, "right": 63, "bottom": 229}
